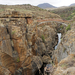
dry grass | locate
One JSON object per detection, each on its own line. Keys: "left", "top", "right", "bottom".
{"left": 50, "top": 6, "right": 75, "bottom": 20}
{"left": 0, "top": 4, "right": 61, "bottom": 19}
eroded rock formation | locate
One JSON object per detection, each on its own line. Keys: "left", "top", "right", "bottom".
{"left": 53, "top": 22, "right": 75, "bottom": 63}
{"left": 0, "top": 10, "right": 67, "bottom": 75}
{"left": 0, "top": 10, "right": 42, "bottom": 75}
{"left": 53, "top": 53, "right": 75, "bottom": 75}
{"left": 53, "top": 21, "right": 75, "bottom": 75}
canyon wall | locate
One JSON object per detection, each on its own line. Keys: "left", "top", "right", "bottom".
{"left": 0, "top": 10, "right": 67, "bottom": 75}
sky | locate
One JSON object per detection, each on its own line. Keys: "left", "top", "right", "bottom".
{"left": 0, "top": 0, "right": 75, "bottom": 7}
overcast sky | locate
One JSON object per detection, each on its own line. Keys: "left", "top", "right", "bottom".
{"left": 0, "top": 0, "right": 75, "bottom": 7}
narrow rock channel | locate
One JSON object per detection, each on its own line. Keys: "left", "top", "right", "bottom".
{"left": 35, "top": 33, "right": 62, "bottom": 75}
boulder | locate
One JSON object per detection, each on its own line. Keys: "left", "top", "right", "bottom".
{"left": 42, "top": 55, "right": 52, "bottom": 64}
{"left": 31, "top": 56, "right": 43, "bottom": 74}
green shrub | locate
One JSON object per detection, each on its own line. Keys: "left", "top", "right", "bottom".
{"left": 61, "top": 64, "right": 66, "bottom": 68}
{"left": 39, "top": 8, "right": 43, "bottom": 11}
{"left": 16, "top": 57, "right": 20, "bottom": 62}
{"left": 61, "top": 14, "right": 65, "bottom": 18}
{"left": 12, "top": 31, "right": 15, "bottom": 34}
{"left": 60, "top": 25, "right": 64, "bottom": 29}
{"left": 41, "top": 35, "right": 45, "bottom": 42}
{"left": 66, "top": 12, "right": 75, "bottom": 20}
{"left": 61, "top": 38, "right": 62, "bottom": 41}
{"left": 52, "top": 11, "right": 55, "bottom": 13}
{"left": 28, "top": 4, "right": 30, "bottom": 5}
{"left": 66, "top": 24, "right": 71, "bottom": 31}
{"left": 67, "top": 15, "right": 72, "bottom": 20}
{"left": 0, "top": 9, "right": 4, "bottom": 12}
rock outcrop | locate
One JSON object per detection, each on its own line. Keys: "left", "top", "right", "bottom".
{"left": 53, "top": 21, "right": 75, "bottom": 75}
{"left": 0, "top": 9, "right": 67, "bottom": 75}
{"left": 0, "top": 10, "right": 43, "bottom": 75}
{"left": 53, "top": 22, "right": 75, "bottom": 64}
{"left": 53, "top": 53, "right": 75, "bottom": 75}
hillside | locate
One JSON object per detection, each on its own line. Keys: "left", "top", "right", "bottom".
{"left": 50, "top": 6, "right": 75, "bottom": 20}
{"left": 0, "top": 4, "right": 60, "bottom": 20}
{"left": 37, "top": 3, "right": 56, "bottom": 9}
{"left": 70, "top": 3, "right": 75, "bottom": 6}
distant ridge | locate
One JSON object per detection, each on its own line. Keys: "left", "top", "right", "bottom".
{"left": 37, "top": 3, "right": 56, "bottom": 9}
{"left": 70, "top": 3, "right": 75, "bottom": 6}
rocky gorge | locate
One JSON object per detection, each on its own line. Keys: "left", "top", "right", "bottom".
{"left": 0, "top": 7, "right": 74, "bottom": 75}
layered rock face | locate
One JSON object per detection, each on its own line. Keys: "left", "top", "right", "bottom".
{"left": 0, "top": 10, "right": 43, "bottom": 75}
{"left": 0, "top": 10, "right": 67, "bottom": 75}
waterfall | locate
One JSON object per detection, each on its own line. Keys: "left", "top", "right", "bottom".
{"left": 55, "top": 33, "right": 61, "bottom": 50}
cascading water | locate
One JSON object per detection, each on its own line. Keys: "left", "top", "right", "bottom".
{"left": 55, "top": 33, "right": 61, "bottom": 50}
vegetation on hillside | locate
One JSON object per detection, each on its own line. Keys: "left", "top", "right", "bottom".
{"left": 51, "top": 6, "right": 75, "bottom": 20}
{"left": 41, "top": 35, "right": 45, "bottom": 42}
{"left": 0, "top": 4, "right": 60, "bottom": 20}
{"left": 16, "top": 57, "right": 20, "bottom": 62}
{"left": 66, "top": 24, "right": 71, "bottom": 31}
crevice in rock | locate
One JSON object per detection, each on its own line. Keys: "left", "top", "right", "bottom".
{"left": 49, "top": 52, "right": 53, "bottom": 59}
{"left": 35, "top": 63, "right": 47, "bottom": 75}
{"left": 6, "top": 26, "right": 10, "bottom": 34}
{"left": 35, "top": 70, "right": 40, "bottom": 75}
{"left": 41, "top": 53, "right": 45, "bottom": 57}
{"left": 6, "top": 26, "right": 15, "bottom": 51}
{"left": 25, "top": 17, "right": 31, "bottom": 24}
{"left": 40, "top": 63, "right": 46, "bottom": 74}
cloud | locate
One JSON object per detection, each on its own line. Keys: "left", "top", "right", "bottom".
{"left": 0, "top": 0, "right": 75, "bottom": 7}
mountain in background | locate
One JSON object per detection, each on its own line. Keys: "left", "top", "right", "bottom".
{"left": 70, "top": 3, "right": 75, "bottom": 6}
{"left": 37, "top": 3, "right": 56, "bottom": 9}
